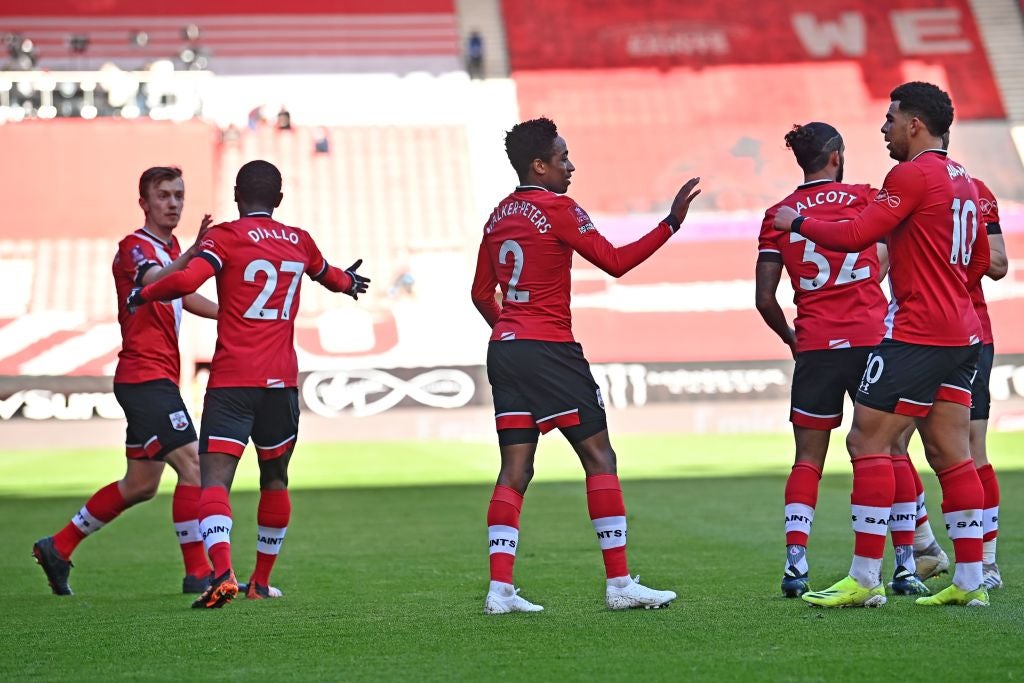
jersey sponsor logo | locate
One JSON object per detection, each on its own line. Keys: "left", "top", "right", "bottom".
{"left": 874, "top": 189, "right": 901, "bottom": 208}
{"left": 979, "top": 197, "right": 996, "bottom": 215}
{"left": 168, "top": 409, "right": 190, "bottom": 431}
{"left": 201, "top": 239, "right": 216, "bottom": 249}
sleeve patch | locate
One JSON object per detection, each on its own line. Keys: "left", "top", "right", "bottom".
{"left": 873, "top": 188, "right": 901, "bottom": 208}
{"left": 130, "top": 245, "right": 147, "bottom": 266}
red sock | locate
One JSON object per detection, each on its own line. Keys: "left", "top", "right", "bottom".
{"left": 251, "top": 489, "right": 291, "bottom": 587}
{"left": 890, "top": 456, "right": 916, "bottom": 547}
{"left": 586, "top": 474, "right": 629, "bottom": 579}
{"left": 487, "top": 485, "right": 522, "bottom": 584}
{"left": 784, "top": 462, "right": 821, "bottom": 546}
{"left": 52, "top": 482, "right": 128, "bottom": 560}
{"left": 173, "top": 484, "right": 212, "bottom": 578}
{"left": 851, "top": 455, "right": 894, "bottom": 559}
{"left": 938, "top": 460, "right": 984, "bottom": 565}
{"left": 199, "top": 486, "right": 233, "bottom": 576}
{"left": 977, "top": 464, "right": 1000, "bottom": 542}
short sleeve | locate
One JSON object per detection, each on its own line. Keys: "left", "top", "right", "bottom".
{"left": 758, "top": 209, "right": 781, "bottom": 256}
{"left": 197, "top": 225, "right": 230, "bottom": 273}
{"left": 303, "top": 231, "right": 328, "bottom": 279}
{"left": 119, "top": 237, "right": 161, "bottom": 286}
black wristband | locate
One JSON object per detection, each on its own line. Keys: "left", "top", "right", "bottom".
{"left": 664, "top": 214, "right": 681, "bottom": 234}
{"left": 791, "top": 215, "right": 807, "bottom": 234}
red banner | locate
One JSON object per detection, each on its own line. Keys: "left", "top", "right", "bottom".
{"left": 502, "top": 0, "right": 1003, "bottom": 119}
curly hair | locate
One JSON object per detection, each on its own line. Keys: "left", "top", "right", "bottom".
{"left": 784, "top": 122, "right": 843, "bottom": 174}
{"left": 138, "top": 166, "right": 182, "bottom": 199}
{"left": 235, "top": 159, "right": 282, "bottom": 206}
{"left": 504, "top": 117, "right": 559, "bottom": 182}
{"left": 890, "top": 82, "right": 954, "bottom": 137}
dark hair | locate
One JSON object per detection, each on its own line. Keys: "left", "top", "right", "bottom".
{"left": 890, "top": 82, "right": 954, "bottom": 137}
{"left": 505, "top": 117, "right": 558, "bottom": 181}
{"left": 235, "top": 160, "right": 282, "bottom": 205}
{"left": 139, "top": 166, "right": 182, "bottom": 199}
{"left": 784, "top": 122, "right": 842, "bottom": 174}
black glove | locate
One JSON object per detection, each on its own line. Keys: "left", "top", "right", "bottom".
{"left": 344, "top": 259, "right": 371, "bottom": 300}
{"left": 126, "top": 287, "right": 146, "bottom": 314}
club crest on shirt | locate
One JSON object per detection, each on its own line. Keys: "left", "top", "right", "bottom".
{"left": 168, "top": 410, "right": 190, "bottom": 431}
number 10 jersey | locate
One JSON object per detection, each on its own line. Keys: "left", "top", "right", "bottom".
{"left": 759, "top": 180, "right": 887, "bottom": 353}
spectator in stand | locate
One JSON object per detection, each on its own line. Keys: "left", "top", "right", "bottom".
{"left": 466, "top": 31, "right": 484, "bottom": 79}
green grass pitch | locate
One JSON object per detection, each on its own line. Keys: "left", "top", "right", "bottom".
{"left": 2, "top": 432, "right": 1022, "bottom": 681}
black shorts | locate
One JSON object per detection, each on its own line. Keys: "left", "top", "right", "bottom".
{"left": 487, "top": 340, "right": 607, "bottom": 446}
{"left": 113, "top": 379, "right": 197, "bottom": 460}
{"left": 970, "top": 343, "right": 995, "bottom": 421}
{"left": 199, "top": 387, "right": 300, "bottom": 460}
{"left": 855, "top": 339, "right": 979, "bottom": 416}
{"left": 790, "top": 347, "right": 872, "bottom": 430}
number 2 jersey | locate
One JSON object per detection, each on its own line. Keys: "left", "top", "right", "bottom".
{"left": 759, "top": 180, "right": 887, "bottom": 353}
{"left": 799, "top": 150, "right": 989, "bottom": 347}
{"left": 471, "top": 185, "right": 675, "bottom": 342}
{"left": 140, "top": 215, "right": 353, "bottom": 389}
{"left": 113, "top": 228, "right": 184, "bottom": 384}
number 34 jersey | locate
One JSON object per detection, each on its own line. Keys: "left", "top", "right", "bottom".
{"left": 759, "top": 180, "right": 888, "bottom": 353}
{"left": 472, "top": 185, "right": 674, "bottom": 343}
{"left": 197, "top": 216, "right": 330, "bottom": 389}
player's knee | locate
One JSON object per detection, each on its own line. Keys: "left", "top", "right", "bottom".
{"left": 845, "top": 427, "right": 870, "bottom": 457}
{"left": 122, "top": 479, "right": 159, "bottom": 504}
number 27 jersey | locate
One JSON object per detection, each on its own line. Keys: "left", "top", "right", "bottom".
{"left": 198, "top": 216, "right": 329, "bottom": 389}
{"left": 759, "top": 180, "right": 887, "bottom": 352}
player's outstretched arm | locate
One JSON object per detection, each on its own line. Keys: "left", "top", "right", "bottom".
{"left": 139, "top": 214, "right": 214, "bottom": 286}
{"left": 987, "top": 233, "right": 1007, "bottom": 280}
{"left": 568, "top": 177, "right": 701, "bottom": 278}
{"left": 130, "top": 256, "right": 216, "bottom": 313}
{"left": 470, "top": 242, "right": 501, "bottom": 328}
{"left": 312, "top": 259, "right": 370, "bottom": 299}
{"left": 754, "top": 260, "right": 796, "bottom": 358}
{"left": 183, "top": 293, "right": 218, "bottom": 319}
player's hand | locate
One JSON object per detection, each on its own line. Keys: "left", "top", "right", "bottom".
{"left": 344, "top": 259, "right": 371, "bottom": 300}
{"left": 668, "top": 177, "right": 702, "bottom": 231}
{"left": 188, "top": 214, "right": 214, "bottom": 255}
{"left": 126, "top": 287, "right": 146, "bottom": 314}
{"left": 774, "top": 206, "right": 800, "bottom": 232}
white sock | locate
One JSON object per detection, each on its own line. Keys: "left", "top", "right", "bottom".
{"left": 489, "top": 580, "right": 515, "bottom": 596}
{"left": 894, "top": 545, "right": 916, "bottom": 574}
{"left": 953, "top": 562, "right": 983, "bottom": 591}
{"left": 607, "top": 575, "right": 631, "bottom": 589}
{"left": 983, "top": 539, "right": 997, "bottom": 565}
{"left": 849, "top": 555, "right": 882, "bottom": 589}
{"left": 913, "top": 520, "right": 936, "bottom": 552}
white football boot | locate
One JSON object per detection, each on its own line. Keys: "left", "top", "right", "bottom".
{"left": 605, "top": 575, "right": 676, "bottom": 610}
{"left": 914, "top": 542, "right": 950, "bottom": 580}
{"left": 484, "top": 585, "right": 544, "bottom": 614}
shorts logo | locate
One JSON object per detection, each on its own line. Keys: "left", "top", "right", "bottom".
{"left": 169, "top": 410, "right": 189, "bottom": 431}
{"left": 859, "top": 353, "right": 884, "bottom": 394}
{"left": 596, "top": 387, "right": 605, "bottom": 410}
